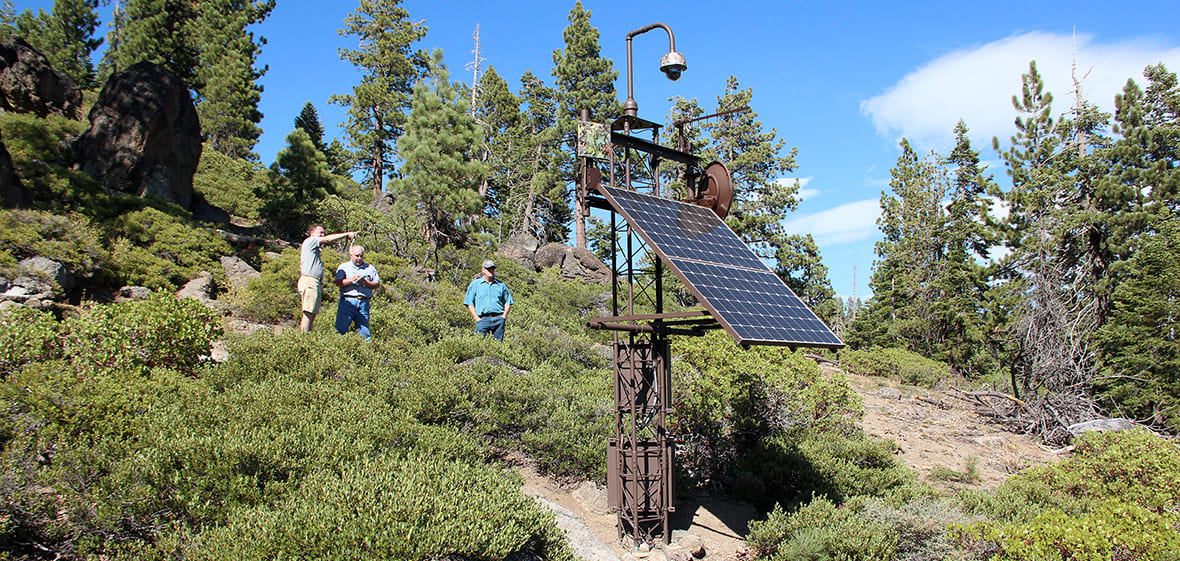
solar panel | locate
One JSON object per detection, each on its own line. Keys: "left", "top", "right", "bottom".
{"left": 599, "top": 184, "right": 844, "bottom": 348}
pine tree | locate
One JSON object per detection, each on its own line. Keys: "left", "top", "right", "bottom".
{"left": 12, "top": 0, "right": 102, "bottom": 88}
{"left": 551, "top": 0, "right": 619, "bottom": 247}
{"left": 662, "top": 96, "right": 707, "bottom": 198}
{"left": 396, "top": 50, "right": 487, "bottom": 265}
{"left": 1094, "top": 213, "right": 1180, "bottom": 431}
{"left": 1091, "top": 64, "right": 1180, "bottom": 429}
{"left": 261, "top": 128, "right": 337, "bottom": 238}
{"left": 931, "top": 121, "right": 997, "bottom": 374}
{"left": 847, "top": 139, "right": 948, "bottom": 352}
{"left": 294, "top": 101, "right": 327, "bottom": 154}
{"left": 704, "top": 77, "right": 800, "bottom": 262}
{"left": 1102, "top": 64, "right": 1180, "bottom": 262}
{"left": 101, "top": 0, "right": 199, "bottom": 83}
{"left": 294, "top": 101, "right": 349, "bottom": 176}
{"left": 518, "top": 71, "right": 568, "bottom": 243}
{"left": 191, "top": 0, "right": 274, "bottom": 161}
{"left": 993, "top": 60, "right": 1098, "bottom": 402}
{"left": 473, "top": 65, "right": 523, "bottom": 234}
{"left": 331, "top": 0, "right": 428, "bottom": 196}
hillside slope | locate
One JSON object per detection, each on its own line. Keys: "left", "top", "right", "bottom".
{"left": 518, "top": 364, "right": 1059, "bottom": 561}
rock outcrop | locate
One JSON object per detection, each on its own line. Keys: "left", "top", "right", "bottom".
{"left": 176, "top": 271, "right": 217, "bottom": 308}
{"left": 220, "top": 255, "right": 260, "bottom": 291}
{"left": 498, "top": 232, "right": 541, "bottom": 270}
{"left": 498, "top": 233, "right": 610, "bottom": 285}
{"left": 73, "top": 62, "right": 201, "bottom": 209}
{"left": 0, "top": 257, "right": 72, "bottom": 307}
{"left": 0, "top": 36, "right": 81, "bottom": 119}
{"left": 0, "top": 137, "right": 28, "bottom": 208}
{"left": 536, "top": 243, "right": 610, "bottom": 285}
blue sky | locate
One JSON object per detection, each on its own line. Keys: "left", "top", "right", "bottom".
{"left": 18, "top": 0, "right": 1180, "bottom": 299}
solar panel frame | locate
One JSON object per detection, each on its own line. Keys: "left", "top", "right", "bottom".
{"left": 598, "top": 184, "right": 844, "bottom": 348}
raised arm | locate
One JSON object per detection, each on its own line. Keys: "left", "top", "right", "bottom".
{"left": 320, "top": 231, "right": 357, "bottom": 244}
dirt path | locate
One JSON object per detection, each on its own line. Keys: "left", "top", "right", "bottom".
{"left": 843, "top": 366, "right": 1058, "bottom": 489}
{"left": 519, "top": 365, "right": 1060, "bottom": 560}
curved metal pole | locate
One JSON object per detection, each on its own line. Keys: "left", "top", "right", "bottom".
{"left": 624, "top": 22, "right": 679, "bottom": 118}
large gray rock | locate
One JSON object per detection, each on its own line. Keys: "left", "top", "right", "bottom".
{"left": 220, "top": 255, "right": 260, "bottom": 291}
{"left": 508, "top": 241, "right": 610, "bottom": 285}
{"left": 533, "top": 242, "right": 567, "bottom": 270}
{"left": 0, "top": 36, "right": 81, "bottom": 119}
{"left": 499, "top": 232, "right": 540, "bottom": 270}
{"left": 0, "top": 137, "right": 28, "bottom": 208}
{"left": 176, "top": 271, "right": 217, "bottom": 308}
{"left": 564, "top": 246, "right": 609, "bottom": 284}
{"left": 20, "top": 256, "right": 73, "bottom": 294}
{"left": 0, "top": 257, "right": 72, "bottom": 306}
{"left": 73, "top": 62, "right": 201, "bottom": 209}
{"left": 1068, "top": 418, "right": 1140, "bottom": 437}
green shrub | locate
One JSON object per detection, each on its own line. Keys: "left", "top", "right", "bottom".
{"left": 671, "top": 330, "right": 863, "bottom": 488}
{"left": 732, "top": 429, "right": 915, "bottom": 512}
{"left": 106, "top": 207, "right": 233, "bottom": 291}
{"left": 961, "top": 429, "right": 1180, "bottom": 522}
{"left": 369, "top": 279, "right": 469, "bottom": 345}
{"left": 748, "top": 496, "right": 898, "bottom": 561}
{"left": 0, "top": 209, "right": 109, "bottom": 281}
{"left": 390, "top": 335, "right": 612, "bottom": 479}
{"left": 187, "top": 453, "right": 573, "bottom": 561}
{"left": 192, "top": 148, "right": 267, "bottom": 219}
{"left": 929, "top": 455, "right": 981, "bottom": 484}
{"left": 954, "top": 429, "right": 1180, "bottom": 560}
{"left": 0, "top": 112, "right": 105, "bottom": 211}
{"left": 839, "top": 347, "right": 953, "bottom": 388}
{"left": 0, "top": 306, "right": 61, "bottom": 376}
{"left": 0, "top": 364, "right": 199, "bottom": 554}
{"left": 956, "top": 500, "right": 1180, "bottom": 561}
{"left": 63, "top": 293, "right": 222, "bottom": 375}
{"left": 860, "top": 495, "right": 982, "bottom": 561}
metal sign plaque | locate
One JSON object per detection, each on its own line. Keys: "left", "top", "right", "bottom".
{"left": 576, "top": 120, "right": 611, "bottom": 160}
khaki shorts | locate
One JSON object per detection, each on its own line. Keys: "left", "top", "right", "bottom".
{"left": 297, "top": 275, "right": 322, "bottom": 314}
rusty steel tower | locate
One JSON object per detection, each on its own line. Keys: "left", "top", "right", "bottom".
{"left": 576, "top": 23, "right": 843, "bottom": 547}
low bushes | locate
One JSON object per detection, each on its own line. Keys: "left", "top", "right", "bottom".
{"left": 839, "top": 346, "right": 953, "bottom": 388}
{"left": 748, "top": 496, "right": 897, "bottom": 561}
{"left": 731, "top": 430, "right": 915, "bottom": 512}
{"left": 189, "top": 454, "right": 573, "bottom": 561}
{"left": 107, "top": 207, "right": 233, "bottom": 292}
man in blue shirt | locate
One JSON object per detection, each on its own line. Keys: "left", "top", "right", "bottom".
{"left": 334, "top": 245, "right": 381, "bottom": 340}
{"left": 464, "top": 259, "right": 514, "bottom": 341}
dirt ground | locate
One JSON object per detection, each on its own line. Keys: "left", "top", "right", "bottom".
{"left": 518, "top": 364, "right": 1061, "bottom": 561}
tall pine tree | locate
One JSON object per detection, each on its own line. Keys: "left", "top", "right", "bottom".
{"left": 551, "top": 0, "right": 618, "bottom": 247}
{"left": 993, "top": 60, "right": 1100, "bottom": 411}
{"left": 704, "top": 77, "right": 800, "bottom": 262}
{"left": 332, "top": 0, "right": 428, "bottom": 196}
{"left": 847, "top": 139, "right": 947, "bottom": 352}
{"left": 11, "top": 0, "right": 102, "bottom": 88}
{"left": 396, "top": 50, "right": 486, "bottom": 266}
{"left": 100, "top": 0, "right": 199, "bottom": 82}
{"left": 191, "top": 0, "right": 274, "bottom": 160}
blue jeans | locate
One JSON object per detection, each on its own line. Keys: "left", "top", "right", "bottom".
{"left": 335, "top": 296, "right": 371, "bottom": 340}
{"left": 475, "top": 315, "right": 506, "bottom": 341}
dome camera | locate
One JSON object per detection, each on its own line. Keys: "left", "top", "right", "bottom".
{"left": 660, "top": 51, "right": 686, "bottom": 81}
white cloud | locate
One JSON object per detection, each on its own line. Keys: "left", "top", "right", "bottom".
{"left": 779, "top": 177, "right": 819, "bottom": 202}
{"left": 861, "top": 32, "right": 1180, "bottom": 153}
{"left": 783, "top": 198, "right": 880, "bottom": 245}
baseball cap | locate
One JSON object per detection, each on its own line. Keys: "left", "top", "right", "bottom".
{"left": 482, "top": 260, "right": 496, "bottom": 269}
